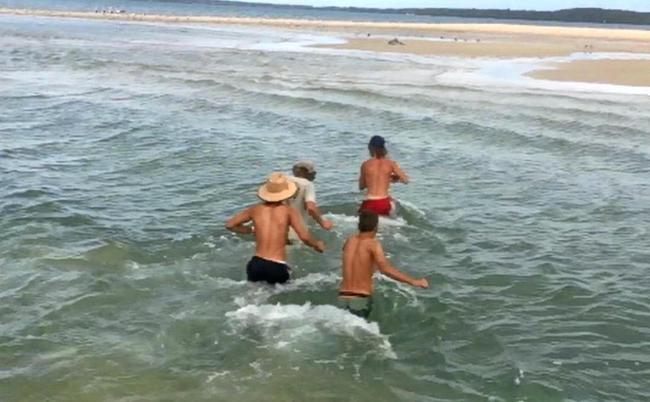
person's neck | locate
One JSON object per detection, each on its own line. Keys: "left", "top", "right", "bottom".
{"left": 358, "top": 231, "right": 376, "bottom": 239}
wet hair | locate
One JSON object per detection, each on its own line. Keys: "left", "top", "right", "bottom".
{"left": 368, "top": 135, "right": 387, "bottom": 158}
{"left": 358, "top": 210, "right": 379, "bottom": 232}
{"left": 369, "top": 145, "right": 387, "bottom": 158}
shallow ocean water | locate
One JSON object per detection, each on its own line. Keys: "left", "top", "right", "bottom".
{"left": 1, "top": 11, "right": 650, "bottom": 402}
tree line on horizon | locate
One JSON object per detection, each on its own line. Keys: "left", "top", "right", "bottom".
{"left": 377, "top": 7, "right": 650, "bottom": 25}
{"left": 180, "top": 1, "right": 650, "bottom": 25}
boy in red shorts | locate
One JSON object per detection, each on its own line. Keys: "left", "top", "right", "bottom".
{"left": 358, "top": 135, "right": 409, "bottom": 216}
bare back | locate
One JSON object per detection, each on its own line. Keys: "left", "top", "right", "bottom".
{"left": 360, "top": 158, "right": 407, "bottom": 199}
{"left": 250, "top": 204, "right": 292, "bottom": 262}
{"left": 340, "top": 234, "right": 379, "bottom": 296}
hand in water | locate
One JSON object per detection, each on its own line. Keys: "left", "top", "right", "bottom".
{"left": 314, "top": 240, "right": 326, "bottom": 253}
{"left": 321, "top": 219, "right": 333, "bottom": 231}
{"left": 414, "top": 278, "right": 429, "bottom": 289}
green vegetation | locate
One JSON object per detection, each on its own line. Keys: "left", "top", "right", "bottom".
{"left": 212, "top": 1, "right": 650, "bottom": 26}
{"left": 373, "top": 7, "right": 650, "bottom": 25}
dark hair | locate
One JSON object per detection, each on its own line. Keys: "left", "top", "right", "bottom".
{"left": 369, "top": 145, "right": 387, "bottom": 158}
{"left": 358, "top": 210, "right": 379, "bottom": 232}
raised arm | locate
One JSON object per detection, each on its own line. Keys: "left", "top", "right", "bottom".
{"left": 359, "top": 162, "right": 367, "bottom": 190}
{"left": 225, "top": 207, "right": 254, "bottom": 235}
{"left": 373, "top": 242, "right": 427, "bottom": 288}
{"left": 391, "top": 161, "right": 409, "bottom": 184}
{"left": 289, "top": 207, "right": 325, "bottom": 253}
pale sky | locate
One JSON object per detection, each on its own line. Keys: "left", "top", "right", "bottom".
{"left": 239, "top": 1, "right": 650, "bottom": 12}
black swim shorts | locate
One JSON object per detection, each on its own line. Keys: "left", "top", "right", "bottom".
{"left": 246, "top": 256, "right": 291, "bottom": 284}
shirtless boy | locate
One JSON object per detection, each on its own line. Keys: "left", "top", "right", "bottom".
{"left": 226, "top": 172, "right": 325, "bottom": 284}
{"left": 339, "top": 211, "right": 428, "bottom": 317}
{"left": 358, "top": 135, "right": 409, "bottom": 216}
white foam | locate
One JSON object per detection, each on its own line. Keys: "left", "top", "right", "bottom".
{"left": 206, "top": 371, "right": 229, "bottom": 383}
{"left": 377, "top": 275, "right": 421, "bottom": 307}
{"left": 226, "top": 303, "right": 396, "bottom": 359}
{"left": 230, "top": 272, "right": 340, "bottom": 306}
{"left": 398, "top": 199, "right": 427, "bottom": 217}
{"left": 212, "top": 277, "right": 248, "bottom": 290}
{"left": 436, "top": 53, "right": 650, "bottom": 96}
{"left": 325, "top": 213, "right": 408, "bottom": 228}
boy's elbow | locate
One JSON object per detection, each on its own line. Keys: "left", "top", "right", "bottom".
{"left": 225, "top": 222, "right": 235, "bottom": 231}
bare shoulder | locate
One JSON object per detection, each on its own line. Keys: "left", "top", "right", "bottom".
{"left": 249, "top": 204, "right": 262, "bottom": 215}
{"left": 370, "top": 238, "right": 384, "bottom": 252}
{"left": 283, "top": 204, "right": 297, "bottom": 217}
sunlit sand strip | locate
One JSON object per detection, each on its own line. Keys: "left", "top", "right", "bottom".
{"left": 321, "top": 37, "right": 579, "bottom": 58}
{"left": 527, "top": 59, "right": 650, "bottom": 87}
{"left": 3, "top": 7, "right": 650, "bottom": 42}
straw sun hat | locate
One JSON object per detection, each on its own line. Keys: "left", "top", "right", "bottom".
{"left": 258, "top": 172, "right": 297, "bottom": 202}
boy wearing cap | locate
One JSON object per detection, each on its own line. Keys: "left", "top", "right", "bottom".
{"left": 359, "top": 135, "right": 409, "bottom": 216}
{"left": 226, "top": 172, "right": 325, "bottom": 284}
{"left": 287, "top": 161, "right": 333, "bottom": 242}
{"left": 339, "top": 211, "right": 428, "bottom": 318}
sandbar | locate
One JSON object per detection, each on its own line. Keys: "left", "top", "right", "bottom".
{"left": 527, "top": 59, "right": 650, "bottom": 87}
{"left": 3, "top": 7, "right": 650, "bottom": 87}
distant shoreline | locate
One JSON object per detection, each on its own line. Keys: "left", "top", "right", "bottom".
{"left": 3, "top": 7, "right": 650, "bottom": 87}
{"left": 2, "top": 7, "right": 650, "bottom": 41}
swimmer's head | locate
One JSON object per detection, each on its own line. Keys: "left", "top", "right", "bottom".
{"left": 358, "top": 210, "right": 378, "bottom": 233}
{"left": 368, "top": 135, "right": 387, "bottom": 158}
{"left": 292, "top": 161, "right": 316, "bottom": 181}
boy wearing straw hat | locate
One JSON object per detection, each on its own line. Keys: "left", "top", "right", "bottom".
{"left": 226, "top": 172, "right": 326, "bottom": 284}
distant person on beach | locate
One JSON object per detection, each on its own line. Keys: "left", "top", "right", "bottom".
{"left": 226, "top": 172, "right": 325, "bottom": 284}
{"left": 287, "top": 161, "right": 333, "bottom": 242}
{"left": 338, "top": 211, "right": 428, "bottom": 318}
{"left": 358, "top": 135, "right": 409, "bottom": 216}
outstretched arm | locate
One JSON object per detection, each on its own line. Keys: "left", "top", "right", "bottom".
{"left": 373, "top": 242, "right": 427, "bottom": 288}
{"left": 225, "top": 208, "right": 254, "bottom": 235}
{"left": 391, "top": 161, "right": 409, "bottom": 184}
{"left": 306, "top": 201, "right": 333, "bottom": 231}
{"left": 289, "top": 207, "right": 325, "bottom": 253}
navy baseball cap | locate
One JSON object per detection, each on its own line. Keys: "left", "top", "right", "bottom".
{"left": 368, "top": 135, "right": 385, "bottom": 148}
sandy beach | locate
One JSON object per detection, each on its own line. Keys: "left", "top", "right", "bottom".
{"left": 2, "top": 7, "right": 650, "bottom": 87}
{"left": 528, "top": 59, "right": 650, "bottom": 87}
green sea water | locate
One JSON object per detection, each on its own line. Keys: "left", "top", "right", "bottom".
{"left": 1, "top": 14, "right": 650, "bottom": 402}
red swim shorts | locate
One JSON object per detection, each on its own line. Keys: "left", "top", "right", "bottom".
{"left": 359, "top": 198, "right": 393, "bottom": 216}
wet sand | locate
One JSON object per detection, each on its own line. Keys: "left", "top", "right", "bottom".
{"left": 527, "top": 59, "right": 650, "bottom": 87}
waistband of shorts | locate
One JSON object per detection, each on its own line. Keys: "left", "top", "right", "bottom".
{"left": 338, "top": 291, "right": 371, "bottom": 298}
{"left": 364, "top": 195, "right": 392, "bottom": 201}
{"left": 253, "top": 255, "right": 287, "bottom": 265}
